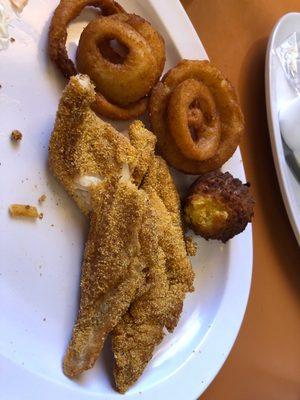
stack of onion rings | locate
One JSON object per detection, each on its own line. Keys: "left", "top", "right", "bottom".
{"left": 48, "top": 0, "right": 165, "bottom": 120}
{"left": 149, "top": 60, "right": 244, "bottom": 174}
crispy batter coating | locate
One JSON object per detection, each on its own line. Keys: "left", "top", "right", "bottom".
{"left": 63, "top": 178, "right": 156, "bottom": 377}
{"left": 184, "top": 171, "right": 254, "bottom": 242}
{"left": 185, "top": 236, "right": 197, "bottom": 256}
{"left": 112, "top": 156, "right": 194, "bottom": 393}
{"left": 128, "top": 120, "right": 156, "bottom": 186}
{"left": 49, "top": 75, "right": 149, "bottom": 214}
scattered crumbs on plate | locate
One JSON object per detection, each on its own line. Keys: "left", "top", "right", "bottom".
{"left": 39, "top": 212, "right": 43, "bottom": 220}
{"left": 10, "top": 37, "right": 15, "bottom": 43}
{"left": 10, "top": 129, "right": 22, "bottom": 142}
{"left": 38, "top": 194, "right": 46, "bottom": 203}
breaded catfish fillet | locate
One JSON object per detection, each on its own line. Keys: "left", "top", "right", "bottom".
{"left": 49, "top": 74, "right": 159, "bottom": 379}
{"left": 49, "top": 74, "right": 156, "bottom": 214}
{"left": 112, "top": 156, "right": 194, "bottom": 393}
{"left": 63, "top": 177, "right": 159, "bottom": 377}
{"left": 49, "top": 74, "right": 194, "bottom": 391}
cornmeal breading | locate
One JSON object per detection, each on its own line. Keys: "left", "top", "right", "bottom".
{"left": 63, "top": 178, "right": 157, "bottom": 377}
{"left": 128, "top": 120, "right": 156, "bottom": 186}
{"left": 49, "top": 74, "right": 195, "bottom": 393}
{"left": 112, "top": 156, "right": 194, "bottom": 393}
{"left": 49, "top": 75, "right": 135, "bottom": 214}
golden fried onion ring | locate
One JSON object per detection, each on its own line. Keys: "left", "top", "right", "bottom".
{"left": 48, "top": 0, "right": 124, "bottom": 78}
{"left": 77, "top": 15, "right": 157, "bottom": 105}
{"left": 167, "top": 78, "right": 221, "bottom": 161}
{"left": 77, "top": 13, "right": 165, "bottom": 119}
{"left": 149, "top": 60, "right": 244, "bottom": 174}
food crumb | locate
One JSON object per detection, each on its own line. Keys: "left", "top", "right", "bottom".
{"left": 38, "top": 194, "right": 46, "bottom": 203}
{"left": 185, "top": 236, "right": 197, "bottom": 256}
{"left": 10, "top": 37, "right": 15, "bottom": 43}
{"left": 39, "top": 212, "right": 43, "bottom": 220}
{"left": 50, "top": 224, "right": 54, "bottom": 227}
{"left": 43, "top": 317, "right": 46, "bottom": 322}
{"left": 11, "top": 130, "right": 22, "bottom": 142}
{"left": 9, "top": 204, "right": 39, "bottom": 219}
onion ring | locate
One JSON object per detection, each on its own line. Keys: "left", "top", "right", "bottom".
{"left": 149, "top": 60, "right": 244, "bottom": 174}
{"left": 76, "top": 13, "right": 165, "bottom": 119}
{"left": 48, "top": 0, "right": 124, "bottom": 78}
{"left": 167, "top": 78, "right": 221, "bottom": 161}
{"left": 77, "top": 15, "right": 157, "bottom": 105}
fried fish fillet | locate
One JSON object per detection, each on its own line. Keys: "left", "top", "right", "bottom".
{"left": 49, "top": 74, "right": 160, "bottom": 379}
{"left": 63, "top": 177, "right": 160, "bottom": 377}
{"left": 49, "top": 73, "right": 194, "bottom": 391}
{"left": 49, "top": 75, "right": 156, "bottom": 214}
{"left": 112, "top": 156, "right": 194, "bottom": 393}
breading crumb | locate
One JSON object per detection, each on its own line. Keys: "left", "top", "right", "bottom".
{"left": 38, "top": 194, "right": 46, "bottom": 203}
{"left": 10, "top": 37, "right": 15, "bottom": 43}
{"left": 185, "top": 236, "right": 197, "bottom": 256}
{"left": 11, "top": 130, "right": 22, "bottom": 142}
{"left": 39, "top": 212, "right": 44, "bottom": 220}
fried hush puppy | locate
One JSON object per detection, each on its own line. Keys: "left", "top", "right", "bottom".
{"left": 184, "top": 171, "right": 254, "bottom": 242}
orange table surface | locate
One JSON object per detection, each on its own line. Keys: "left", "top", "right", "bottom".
{"left": 180, "top": 1, "right": 300, "bottom": 399}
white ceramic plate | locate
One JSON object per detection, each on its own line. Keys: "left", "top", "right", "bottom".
{"left": 0, "top": 0, "right": 253, "bottom": 398}
{"left": 265, "top": 12, "right": 300, "bottom": 245}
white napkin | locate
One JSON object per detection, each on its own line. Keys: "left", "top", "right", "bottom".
{"left": 279, "top": 96, "right": 300, "bottom": 166}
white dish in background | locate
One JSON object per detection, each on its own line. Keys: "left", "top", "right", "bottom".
{"left": 265, "top": 12, "right": 300, "bottom": 245}
{"left": 0, "top": 0, "right": 253, "bottom": 398}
